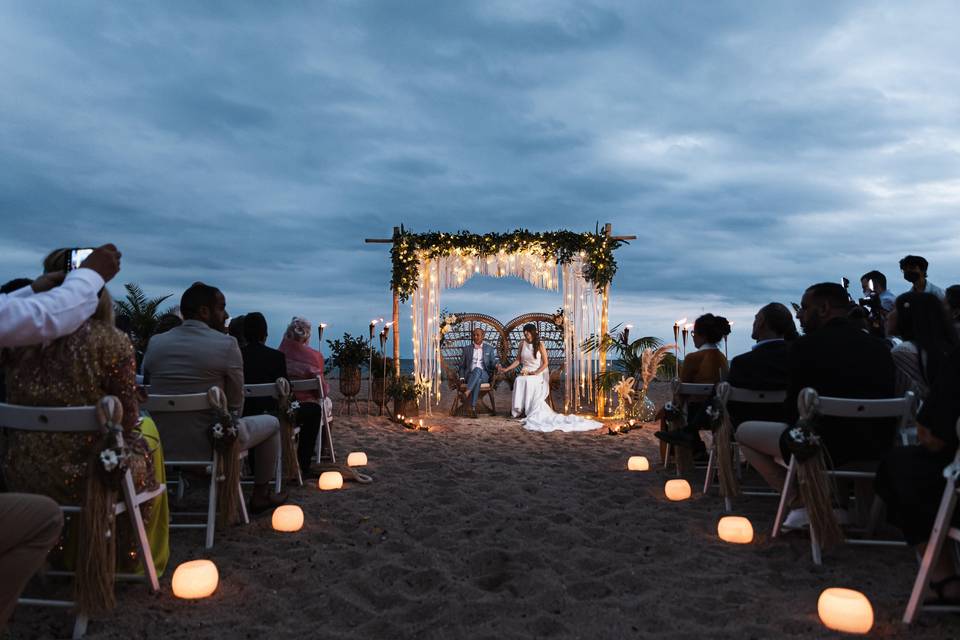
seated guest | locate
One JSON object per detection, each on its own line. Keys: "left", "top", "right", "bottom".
{"left": 655, "top": 313, "right": 731, "bottom": 453}
{"left": 889, "top": 292, "right": 958, "bottom": 401}
{"left": 946, "top": 285, "right": 960, "bottom": 335}
{"left": 227, "top": 314, "right": 247, "bottom": 349}
{"left": 2, "top": 285, "right": 167, "bottom": 572}
{"left": 737, "top": 283, "right": 896, "bottom": 520}
{"left": 726, "top": 302, "right": 798, "bottom": 428}
{"left": 860, "top": 270, "right": 896, "bottom": 312}
{"left": 143, "top": 283, "right": 286, "bottom": 512}
{"left": 876, "top": 345, "right": 960, "bottom": 604}
{"left": 278, "top": 316, "right": 330, "bottom": 474}
{"left": 240, "top": 312, "right": 288, "bottom": 417}
{"left": 900, "top": 254, "right": 945, "bottom": 300}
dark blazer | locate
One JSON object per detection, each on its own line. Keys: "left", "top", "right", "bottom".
{"left": 241, "top": 341, "right": 288, "bottom": 416}
{"left": 785, "top": 317, "right": 896, "bottom": 465}
{"left": 727, "top": 339, "right": 791, "bottom": 428}
{"left": 458, "top": 343, "right": 498, "bottom": 380}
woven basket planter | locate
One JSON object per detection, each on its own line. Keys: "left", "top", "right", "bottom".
{"left": 339, "top": 366, "right": 361, "bottom": 397}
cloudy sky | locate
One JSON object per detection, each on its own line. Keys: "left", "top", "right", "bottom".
{"left": 2, "top": 1, "right": 958, "bottom": 356}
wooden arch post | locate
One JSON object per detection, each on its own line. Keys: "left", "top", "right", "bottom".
{"left": 391, "top": 227, "right": 401, "bottom": 377}
{"left": 596, "top": 223, "right": 612, "bottom": 419}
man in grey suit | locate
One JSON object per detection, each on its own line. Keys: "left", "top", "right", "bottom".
{"left": 143, "top": 282, "right": 287, "bottom": 513}
{"left": 458, "top": 327, "right": 498, "bottom": 418}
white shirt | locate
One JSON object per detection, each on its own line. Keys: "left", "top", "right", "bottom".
{"left": 471, "top": 343, "right": 485, "bottom": 370}
{"left": 0, "top": 268, "right": 105, "bottom": 348}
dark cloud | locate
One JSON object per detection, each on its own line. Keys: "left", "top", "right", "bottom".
{"left": 1, "top": 0, "right": 958, "bottom": 356}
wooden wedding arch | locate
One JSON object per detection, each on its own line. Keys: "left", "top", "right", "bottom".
{"left": 365, "top": 223, "right": 633, "bottom": 417}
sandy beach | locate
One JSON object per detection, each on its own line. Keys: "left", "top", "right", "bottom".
{"left": 9, "top": 383, "right": 955, "bottom": 639}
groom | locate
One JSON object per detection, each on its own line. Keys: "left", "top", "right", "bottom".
{"left": 458, "top": 327, "right": 498, "bottom": 418}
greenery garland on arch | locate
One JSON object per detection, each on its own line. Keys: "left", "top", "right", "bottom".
{"left": 390, "top": 224, "right": 626, "bottom": 302}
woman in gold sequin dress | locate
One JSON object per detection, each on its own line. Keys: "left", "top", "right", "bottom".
{"left": 2, "top": 286, "right": 169, "bottom": 574}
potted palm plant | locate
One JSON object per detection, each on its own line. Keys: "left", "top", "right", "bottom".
{"left": 370, "top": 351, "right": 394, "bottom": 413}
{"left": 582, "top": 325, "right": 676, "bottom": 420}
{"left": 326, "top": 333, "right": 371, "bottom": 400}
{"left": 386, "top": 374, "right": 427, "bottom": 418}
{"left": 113, "top": 283, "right": 176, "bottom": 366}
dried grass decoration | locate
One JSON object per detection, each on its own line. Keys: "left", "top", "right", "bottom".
{"left": 276, "top": 377, "right": 302, "bottom": 482}
{"left": 207, "top": 387, "right": 242, "bottom": 527}
{"left": 78, "top": 396, "right": 134, "bottom": 615}
{"left": 711, "top": 383, "right": 740, "bottom": 500}
{"left": 783, "top": 389, "right": 843, "bottom": 549}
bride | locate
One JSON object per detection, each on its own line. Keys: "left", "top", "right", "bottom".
{"left": 498, "top": 323, "right": 602, "bottom": 433}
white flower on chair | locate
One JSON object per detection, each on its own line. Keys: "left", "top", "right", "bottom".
{"left": 99, "top": 448, "right": 120, "bottom": 472}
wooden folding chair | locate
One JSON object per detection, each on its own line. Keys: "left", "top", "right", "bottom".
{"left": 243, "top": 381, "right": 295, "bottom": 488}
{"left": 449, "top": 376, "right": 497, "bottom": 416}
{"left": 771, "top": 388, "right": 916, "bottom": 565}
{"left": 903, "top": 418, "right": 960, "bottom": 624}
{"left": 0, "top": 397, "right": 165, "bottom": 639}
{"left": 663, "top": 382, "right": 716, "bottom": 475}
{"left": 290, "top": 376, "right": 336, "bottom": 465}
{"left": 143, "top": 389, "right": 249, "bottom": 549}
{"left": 707, "top": 383, "right": 787, "bottom": 510}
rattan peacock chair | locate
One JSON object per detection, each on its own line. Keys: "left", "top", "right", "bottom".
{"left": 438, "top": 313, "right": 508, "bottom": 416}
{"left": 502, "top": 312, "right": 566, "bottom": 410}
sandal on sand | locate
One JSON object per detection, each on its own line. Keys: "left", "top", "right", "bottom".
{"left": 927, "top": 575, "right": 960, "bottom": 607}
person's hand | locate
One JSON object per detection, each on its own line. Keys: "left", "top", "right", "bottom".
{"left": 30, "top": 271, "right": 66, "bottom": 293}
{"left": 79, "top": 243, "right": 122, "bottom": 283}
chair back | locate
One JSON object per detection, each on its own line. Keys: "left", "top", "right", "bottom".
{"left": 142, "top": 392, "right": 215, "bottom": 413}
{"left": 502, "top": 312, "right": 566, "bottom": 379}
{"left": 800, "top": 388, "right": 917, "bottom": 431}
{"left": 289, "top": 377, "right": 322, "bottom": 394}
{"left": 0, "top": 402, "right": 104, "bottom": 433}
{"left": 675, "top": 382, "right": 716, "bottom": 397}
{"left": 438, "top": 313, "right": 508, "bottom": 382}
{"left": 722, "top": 384, "right": 787, "bottom": 404}
{"left": 243, "top": 382, "right": 284, "bottom": 399}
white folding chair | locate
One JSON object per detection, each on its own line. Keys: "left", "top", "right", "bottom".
{"left": 0, "top": 397, "right": 164, "bottom": 639}
{"left": 903, "top": 418, "right": 960, "bottom": 624}
{"left": 143, "top": 389, "right": 249, "bottom": 550}
{"left": 290, "top": 376, "right": 336, "bottom": 465}
{"left": 242, "top": 381, "right": 294, "bottom": 488}
{"left": 771, "top": 388, "right": 916, "bottom": 565}
{"left": 706, "top": 383, "right": 787, "bottom": 510}
{"left": 663, "top": 382, "right": 716, "bottom": 475}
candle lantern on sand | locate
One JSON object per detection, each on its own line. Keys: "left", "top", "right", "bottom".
{"left": 664, "top": 479, "right": 691, "bottom": 501}
{"left": 627, "top": 456, "right": 650, "bottom": 471}
{"left": 318, "top": 471, "right": 344, "bottom": 491}
{"left": 818, "top": 588, "right": 874, "bottom": 634}
{"left": 272, "top": 505, "right": 304, "bottom": 532}
{"left": 347, "top": 452, "right": 368, "bottom": 467}
{"left": 172, "top": 560, "right": 219, "bottom": 599}
{"left": 717, "top": 515, "right": 753, "bottom": 544}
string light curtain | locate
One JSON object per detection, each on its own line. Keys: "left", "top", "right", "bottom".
{"left": 411, "top": 252, "right": 599, "bottom": 415}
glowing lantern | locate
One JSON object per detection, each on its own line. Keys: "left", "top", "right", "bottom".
{"left": 318, "top": 471, "right": 343, "bottom": 491}
{"left": 627, "top": 456, "right": 650, "bottom": 471}
{"left": 818, "top": 588, "right": 874, "bottom": 634}
{"left": 271, "top": 505, "right": 304, "bottom": 532}
{"left": 347, "top": 452, "right": 368, "bottom": 467}
{"left": 717, "top": 516, "right": 754, "bottom": 544}
{"left": 664, "top": 479, "right": 691, "bottom": 501}
{"left": 171, "top": 560, "right": 219, "bottom": 599}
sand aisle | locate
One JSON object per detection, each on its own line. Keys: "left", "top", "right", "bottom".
{"left": 11, "top": 394, "right": 954, "bottom": 639}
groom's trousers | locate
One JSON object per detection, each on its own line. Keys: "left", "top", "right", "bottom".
{"left": 464, "top": 367, "right": 489, "bottom": 408}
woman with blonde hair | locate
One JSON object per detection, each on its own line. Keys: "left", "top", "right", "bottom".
{"left": 278, "top": 316, "right": 331, "bottom": 474}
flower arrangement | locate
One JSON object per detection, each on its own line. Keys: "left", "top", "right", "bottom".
{"left": 390, "top": 225, "right": 626, "bottom": 301}
{"left": 209, "top": 413, "right": 239, "bottom": 454}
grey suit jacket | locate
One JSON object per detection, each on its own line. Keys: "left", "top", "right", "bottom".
{"left": 458, "top": 342, "right": 497, "bottom": 380}
{"left": 142, "top": 319, "right": 244, "bottom": 460}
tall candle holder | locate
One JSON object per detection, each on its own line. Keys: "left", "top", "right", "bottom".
{"left": 367, "top": 319, "right": 381, "bottom": 416}
{"left": 682, "top": 323, "right": 692, "bottom": 360}
{"left": 724, "top": 321, "right": 733, "bottom": 359}
{"left": 673, "top": 318, "right": 686, "bottom": 379}
{"left": 378, "top": 322, "right": 393, "bottom": 414}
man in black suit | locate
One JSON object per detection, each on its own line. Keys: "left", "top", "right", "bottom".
{"left": 737, "top": 283, "right": 896, "bottom": 510}
{"left": 240, "top": 312, "right": 288, "bottom": 417}
{"left": 726, "top": 302, "right": 797, "bottom": 428}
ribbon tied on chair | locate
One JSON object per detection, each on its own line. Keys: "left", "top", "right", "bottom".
{"left": 275, "top": 377, "right": 301, "bottom": 481}
{"left": 712, "top": 382, "right": 740, "bottom": 500}
{"left": 206, "top": 386, "right": 242, "bottom": 528}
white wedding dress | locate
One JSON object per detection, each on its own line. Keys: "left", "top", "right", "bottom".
{"left": 512, "top": 342, "right": 602, "bottom": 433}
